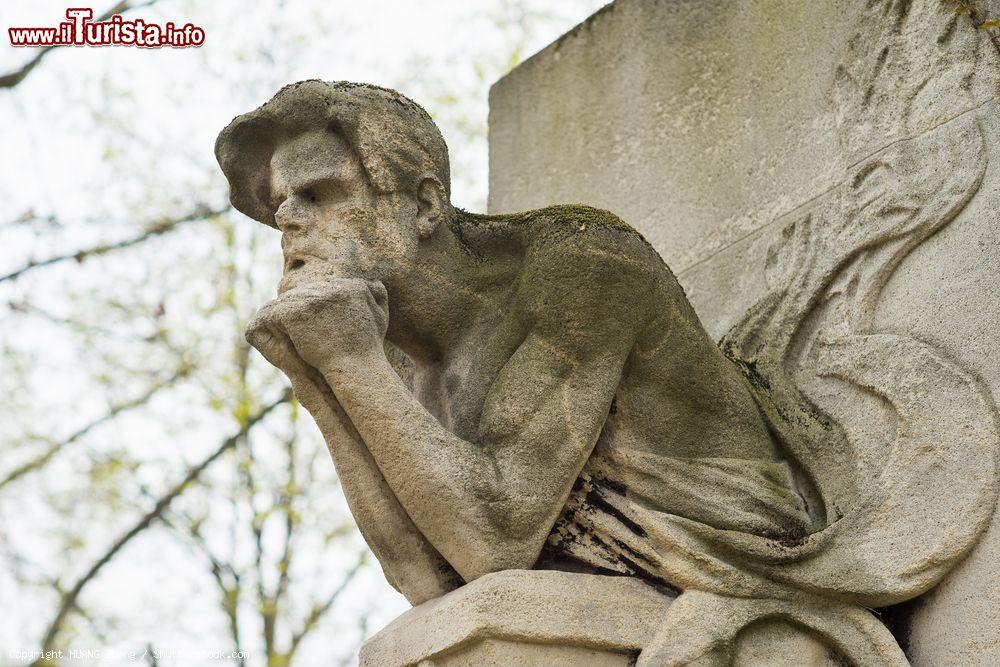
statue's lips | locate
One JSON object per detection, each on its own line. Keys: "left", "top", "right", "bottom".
{"left": 277, "top": 249, "right": 351, "bottom": 295}
{"left": 282, "top": 249, "right": 325, "bottom": 272}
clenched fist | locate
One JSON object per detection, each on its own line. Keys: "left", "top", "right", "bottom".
{"left": 246, "top": 278, "right": 389, "bottom": 374}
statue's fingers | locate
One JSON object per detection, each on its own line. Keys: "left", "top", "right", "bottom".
{"left": 364, "top": 280, "right": 390, "bottom": 333}
{"left": 264, "top": 321, "right": 324, "bottom": 376}
{"left": 247, "top": 308, "right": 296, "bottom": 368}
{"left": 248, "top": 327, "right": 286, "bottom": 367}
{"left": 245, "top": 312, "right": 273, "bottom": 350}
{"left": 249, "top": 301, "right": 282, "bottom": 332}
{"left": 366, "top": 280, "right": 389, "bottom": 309}
{"left": 265, "top": 327, "right": 332, "bottom": 409}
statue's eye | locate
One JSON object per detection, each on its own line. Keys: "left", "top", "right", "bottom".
{"left": 304, "top": 189, "right": 318, "bottom": 204}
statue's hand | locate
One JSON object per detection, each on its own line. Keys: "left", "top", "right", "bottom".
{"left": 247, "top": 278, "right": 389, "bottom": 373}
{"left": 245, "top": 308, "right": 300, "bottom": 374}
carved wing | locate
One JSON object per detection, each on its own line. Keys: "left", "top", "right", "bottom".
{"left": 716, "top": 0, "right": 999, "bottom": 607}
{"left": 639, "top": 5, "right": 999, "bottom": 663}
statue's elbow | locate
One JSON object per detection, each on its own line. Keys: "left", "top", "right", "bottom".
{"left": 456, "top": 504, "right": 546, "bottom": 581}
{"left": 443, "top": 486, "right": 548, "bottom": 582}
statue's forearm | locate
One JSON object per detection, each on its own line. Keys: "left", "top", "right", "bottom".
{"left": 283, "top": 361, "right": 460, "bottom": 604}
{"left": 320, "top": 353, "right": 540, "bottom": 582}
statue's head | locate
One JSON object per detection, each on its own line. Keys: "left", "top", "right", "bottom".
{"left": 216, "top": 80, "right": 452, "bottom": 293}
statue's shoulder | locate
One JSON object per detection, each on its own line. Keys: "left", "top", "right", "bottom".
{"left": 457, "top": 205, "right": 665, "bottom": 324}
{"left": 457, "top": 204, "right": 663, "bottom": 277}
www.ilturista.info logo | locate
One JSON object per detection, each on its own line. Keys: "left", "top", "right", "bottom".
{"left": 9, "top": 8, "right": 205, "bottom": 48}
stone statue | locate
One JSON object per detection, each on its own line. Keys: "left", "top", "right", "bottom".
{"left": 216, "top": 71, "right": 998, "bottom": 664}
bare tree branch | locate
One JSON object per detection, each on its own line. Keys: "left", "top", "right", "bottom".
{"left": 0, "top": 204, "right": 230, "bottom": 284}
{"left": 274, "top": 432, "right": 298, "bottom": 615}
{"left": 0, "top": 0, "right": 158, "bottom": 89}
{"left": 254, "top": 517, "right": 278, "bottom": 662}
{"left": 253, "top": 430, "right": 300, "bottom": 665}
{"left": 0, "top": 367, "right": 190, "bottom": 491}
{"left": 31, "top": 388, "right": 292, "bottom": 661}
{"left": 1, "top": 211, "right": 60, "bottom": 230}
{"left": 287, "top": 554, "right": 367, "bottom": 659}
{"left": 162, "top": 509, "right": 246, "bottom": 666}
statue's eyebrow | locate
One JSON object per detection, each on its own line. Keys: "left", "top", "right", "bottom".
{"left": 269, "top": 173, "right": 348, "bottom": 211}
{"left": 294, "top": 174, "right": 347, "bottom": 194}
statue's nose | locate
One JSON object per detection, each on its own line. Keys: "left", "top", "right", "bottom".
{"left": 275, "top": 196, "right": 307, "bottom": 232}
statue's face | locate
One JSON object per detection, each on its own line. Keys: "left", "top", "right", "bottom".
{"left": 269, "top": 129, "right": 420, "bottom": 294}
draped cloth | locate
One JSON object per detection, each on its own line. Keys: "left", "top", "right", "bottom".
{"left": 542, "top": 447, "right": 812, "bottom": 589}
{"left": 538, "top": 332, "right": 1000, "bottom": 666}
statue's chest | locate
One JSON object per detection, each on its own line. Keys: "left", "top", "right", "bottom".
{"left": 411, "top": 363, "right": 489, "bottom": 441}
{"left": 414, "top": 317, "right": 527, "bottom": 441}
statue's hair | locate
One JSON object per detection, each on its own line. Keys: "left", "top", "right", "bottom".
{"left": 215, "top": 80, "right": 451, "bottom": 227}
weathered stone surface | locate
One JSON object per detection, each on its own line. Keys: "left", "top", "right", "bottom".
{"left": 214, "top": 1, "right": 999, "bottom": 662}
{"left": 358, "top": 570, "right": 674, "bottom": 666}
{"left": 489, "top": 0, "right": 1000, "bottom": 664}
{"left": 489, "top": 0, "right": 999, "bottom": 275}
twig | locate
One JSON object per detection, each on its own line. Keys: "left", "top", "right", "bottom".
{"left": 287, "top": 554, "right": 367, "bottom": 659}
{"left": 0, "top": 205, "right": 229, "bottom": 284}
{"left": 952, "top": 0, "right": 1000, "bottom": 59}
{"left": 0, "top": 368, "right": 190, "bottom": 491}
{"left": 30, "top": 388, "right": 291, "bottom": 661}
{"left": 162, "top": 509, "right": 246, "bottom": 666}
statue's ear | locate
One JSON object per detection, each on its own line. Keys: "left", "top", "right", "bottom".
{"left": 415, "top": 175, "right": 448, "bottom": 239}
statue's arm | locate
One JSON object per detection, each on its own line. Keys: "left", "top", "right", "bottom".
{"left": 246, "top": 326, "right": 460, "bottom": 604}
{"left": 319, "top": 330, "right": 634, "bottom": 582}
{"left": 318, "top": 247, "right": 654, "bottom": 582}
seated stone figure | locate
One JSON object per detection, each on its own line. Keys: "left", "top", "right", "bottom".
{"left": 216, "top": 80, "right": 811, "bottom": 603}
{"left": 217, "top": 79, "right": 1000, "bottom": 667}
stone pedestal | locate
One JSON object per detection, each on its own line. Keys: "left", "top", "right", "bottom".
{"left": 359, "top": 570, "right": 674, "bottom": 666}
